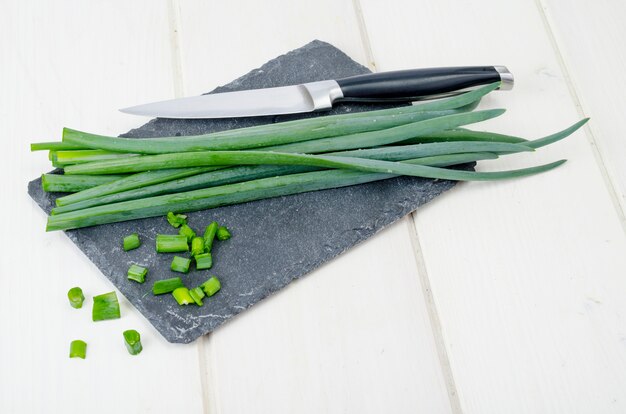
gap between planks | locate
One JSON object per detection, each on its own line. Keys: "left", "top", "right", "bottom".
{"left": 534, "top": 0, "right": 626, "bottom": 235}
{"left": 167, "top": 0, "right": 213, "bottom": 412}
{"left": 352, "top": 1, "right": 462, "bottom": 412}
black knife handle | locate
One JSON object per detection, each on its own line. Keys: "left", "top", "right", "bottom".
{"left": 335, "top": 66, "right": 512, "bottom": 102}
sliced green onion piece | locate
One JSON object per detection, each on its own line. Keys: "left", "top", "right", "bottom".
{"left": 189, "top": 287, "right": 205, "bottom": 306}
{"left": 69, "top": 340, "right": 87, "bottom": 359}
{"left": 92, "top": 291, "right": 121, "bottom": 321}
{"left": 123, "top": 330, "right": 143, "bottom": 355}
{"left": 201, "top": 276, "right": 221, "bottom": 297}
{"left": 170, "top": 256, "right": 191, "bottom": 273}
{"left": 172, "top": 287, "right": 194, "bottom": 305}
{"left": 152, "top": 277, "right": 184, "bottom": 295}
{"left": 155, "top": 234, "right": 189, "bottom": 253}
{"left": 216, "top": 226, "right": 231, "bottom": 241}
{"left": 166, "top": 211, "right": 187, "bottom": 228}
{"left": 195, "top": 253, "right": 213, "bottom": 270}
{"left": 179, "top": 224, "right": 196, "bottom": 243}
{"left": 127, "top": 264, "right": 148, "bottom": 283}
{"left": 191, "top": 236, "right": 205, "bottom": 257}
{"left": 123, "top": 233, "right": 141, "bottom": 251}
{"left": 203, "top": 222, "right": 218, "bottom": 252}
{"left": 67, "top": 287, "right": 85, "bottom": 309}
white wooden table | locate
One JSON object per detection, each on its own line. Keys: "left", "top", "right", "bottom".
{"left": 2, "top": 1, "right": 626, "bottom": 413}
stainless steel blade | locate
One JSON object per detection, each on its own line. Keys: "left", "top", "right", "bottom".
{"left": 120, "top": 80, "right": 343, "bottom": 119}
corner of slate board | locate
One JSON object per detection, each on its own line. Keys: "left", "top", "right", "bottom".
{"left": 28, "top": 40, "right": 470, "bottom": 343}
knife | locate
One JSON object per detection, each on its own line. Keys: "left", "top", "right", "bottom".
{"left": 120, "top": 66, "right": 513, "bottom": 119}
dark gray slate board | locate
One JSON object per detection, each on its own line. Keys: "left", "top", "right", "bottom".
{"left": 28, "top": 40, "right": 466, "bottom": 343}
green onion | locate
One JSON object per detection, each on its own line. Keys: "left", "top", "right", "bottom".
{"left": 152, "top": 277, "right": 183, "bottom": 295}
{"left": 170, "top": 256, "right": 191, "bottom": 273}
{"left": 31, "top": 141, "right": 88, "bottom": 151}
{"left": 92, "top": 291, "right": 121, "bottom": 321}
{"left": 216, "top": 226, "right": 231, "bottom": 241}
{"left": 172, "top": 287, "right": 194, "bottom": 305}
{"left": 195, "top": 252, "right": 213, "bottom": 270}
{"left": 60, "top": 85, "right": 497, "bottom": 154}
{"left": 42, "top": 174, "right": 126, "bottom": 193}
{"left": 400, "top": 129, "right": 528, "bottom": 144}
{"left": 69, "top": 340, "right": 87, "bottom": 359}
{"left": 201, "top": 277, "right": 221, "bottom": 297}
{"left": 53, "top": 150, "right": 139, "bottom": 167}
{"left": 166, "top": 211, "right": 187, "bottom": 228}
{"left": 123, "top": 233, "right": 141, "bottom": 251}
{"left": 189, "top": 287, "right": 205, "bottom": 306}
{"left": 49, "top": 140, "right": 525, "bottom": 215}
{"left": 55, "top": 167, "right": 214, "bottom": 206}
{"left": 179, "top": 224, "right": 196, "bottom": 243}
{"left": 47, "top": 153, "right": 562, "bottom": 231}
{"left": 155, "top": 234, "right": 188, "bottom": 253}
{"left": 67, "top": 287, "right": 85, "bottom": 309}
{"left": 191, "top": 236, "right": 205, "bottom": 257}
{"left": 203, "top": 222, "right": 218, "bottom": 252}
{"left": 123, "top": 330, "right": 143, "bottom": 355}
{"left": 127, "top": 264, "right": 148, "bottom": 283}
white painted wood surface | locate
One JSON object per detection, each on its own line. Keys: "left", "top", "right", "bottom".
{"left": 2, "top": 1, "right": 625, "bottom": 413}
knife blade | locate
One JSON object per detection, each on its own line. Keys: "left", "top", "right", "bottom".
{"left": 120, "top": 66, "right": 513, "bottom": 119}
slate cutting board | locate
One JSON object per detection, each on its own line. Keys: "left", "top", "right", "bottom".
{"left": 28, "top": 40, "right": 466, "bottom": 343}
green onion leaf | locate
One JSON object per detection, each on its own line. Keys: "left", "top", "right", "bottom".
{"left": 172, "top": 287, "right": 194, "bottom": 305}
{"left": 92, "top": 291, "right": 121, "bottom": 322}
{"left": 152, "top": 277, "right": 184, "bottom": 295}
{"left": 127, "top": 264, "right": 148, "bottom": 283}
{"left": 123, "top": 330, "right": 143, "bottom": 355}
{"left": 42, "top": 174, "right": 126, "bottom": 193}
{"left": 69, "top": 340, "right": 87, "bottom": 359}
{"left": 201, "top": 276, "right": 221, "bottom": 297}
{"left": 123, "top": 233, "right": 141, "bottom": 251}
{"left": 155, "top": 234, "right": 189, "bottom": 253}
{"left": 189, "top": 287, "right": 205, "bottom": 306}
{"left": 67, "top": 287, "right": 85, "bottom": 309}
{"left": 216, "top": 226, "right": 231, "bottom": 241}
{"left": 170, "top": 256, "right": 191, "bottom": 273}
{"left": 195, "top": 253, "right": 213, "bottom": 270}
{"left": 166, "top": 211, "right": 187, "bottom": 228}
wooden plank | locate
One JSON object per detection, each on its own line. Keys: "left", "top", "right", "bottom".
{"left": 0, "top": 1, "right": 205, "bottom": 413}
{"left": 538, "top": 0, "right": 626, "bottom": 224}
{"left": 176, "top": 1, "right": 453, "bottom": 412}
{"left": 359, "top": 0, "right": 626, "bottom": 413}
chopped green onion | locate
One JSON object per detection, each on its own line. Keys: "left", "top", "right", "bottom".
{"left": 166, "top": 211, "right": 187, "bottom": 228}
{"left": 201, "top": 276, "right": 221, "bottom": 297}
{"left": 216, "top": 226, "right": 231, "bottom": 241}
{"left": 155, "top": 234, "right": 189, "bottom": 253}
{"left": 123, "top": 330, "right": 143, "bottom": 355}
{"left": 42, "top": 174, "right": 126, "bottom": 193}
{"left": 172, "top": 287, "right": 194, "bottom": 305}
{"left": 179, "top": 224, "right": 196, "bottom": 242}
{"left": 152, "top": 277, "right": 184, "bottom": 295}
{"left": 191, "top": 236, "right": 205, "bottom": 257}
{"left": 127, "top": 264, "right": 148, "bottom": 283}
{"left": 67, "top": 287, "right": 85, "bottom": 309}
{"left": 203, "top": 222, "right": 218, "bottom": 252}
{"left": 170, "top": 256, "right": 191, "bottom": 273}
{"left": 92, "top": 291, "right": 121, "bottom": 321}
{"left": 123, "top": 233, "right": 141, "bottom": 251}
{"left": 195, "top": 252, "right": 213, "bottom": 270}
{"left": 69, "top": 340, "right": 87, "bottom": 359}
{"left": 189, "top": 287, "right": 205, "bottom": 306}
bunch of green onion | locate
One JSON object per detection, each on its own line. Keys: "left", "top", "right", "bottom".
{"left": 31, "top": 83, "right": 587, "bottom": 232}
